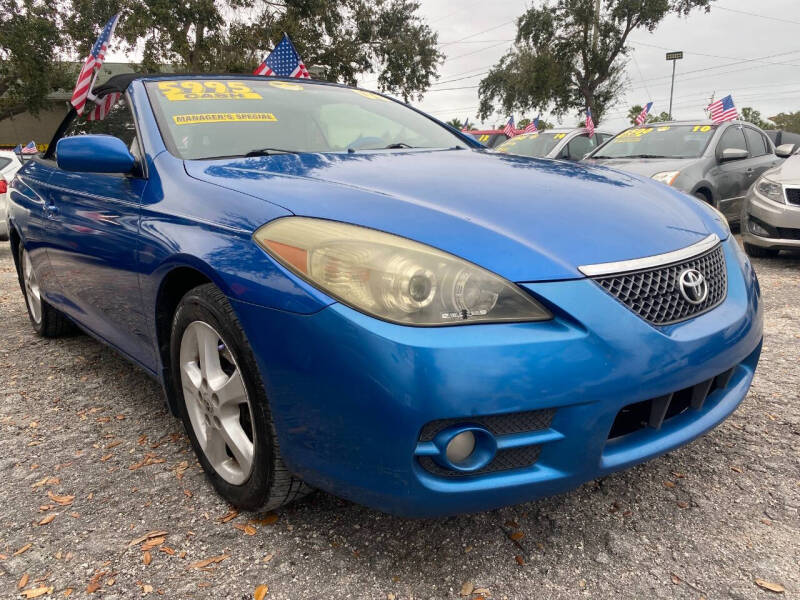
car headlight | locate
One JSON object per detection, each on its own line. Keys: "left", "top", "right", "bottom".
{"left": 253, "top": 217, "right": 552, "bottom": 326}
{"left": 651, "top": 171, "right": 680, "bottom": 186}
{"left": 755, "top": 177, "right": 785, "bottom": 204}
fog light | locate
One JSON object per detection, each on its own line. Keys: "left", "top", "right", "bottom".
{"left": 748, "top": 218, "right": 771, "bottom": 237}
{"left": 445, "top": 431, "right": 476, "bottom": 463}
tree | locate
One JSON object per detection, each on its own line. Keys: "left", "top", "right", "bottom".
{"left": 769, "top": 111, "right": 800, "bottom": 133}
{"left": 739, "top": 107, "right": 771, "bottom": 130}
{"left": 626, "top": 104, "right": 670, "bottom": 125}
{"left": 66, "top": 0, "right": 443, "bottom": 102}
{"left": 518, "top": 116, "right": 554, "bottom": 130}
{"left": 446, "top": 118, "right": 465, "bottom": 129}
{"left": 0, "top": 0, "right": 75, "bottom": 116}
{"left": 478, "top": 0, "right": 714, "bottom": 125}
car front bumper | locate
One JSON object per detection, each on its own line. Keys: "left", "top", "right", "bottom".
{"left": 741, "top": 187, "right": 800, "bottom": 250}
{"left": 231, "top": 237, "right": 762, "bottom": 517}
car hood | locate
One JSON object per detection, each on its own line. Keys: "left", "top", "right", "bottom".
{"left": 763, "top": 153, "right": 800, "bottom": 183}
{"left": 582, "top": 156, "right": 702, "bottom": 178}
{"left": 184, "top": 149, "right": 727, "bottom": 282}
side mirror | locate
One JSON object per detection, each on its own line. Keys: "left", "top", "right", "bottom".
{"left": 56, "top": 135, "right": 135, "bottom": 174}
{"left": 775, "top": 143, "right": 795, "bottom": 158}
{"left": 719, "top": 147, "right": 748, "bottom": 162}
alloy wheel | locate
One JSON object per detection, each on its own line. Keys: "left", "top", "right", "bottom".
{"left": 179, "top": 321, "right": 255, "bottom": 485}
{"left": 22, "top": 249, "right": 42, "bottom": 325}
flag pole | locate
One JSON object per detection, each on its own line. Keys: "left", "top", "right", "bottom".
{"left": 86, "top": 15, "right": 120, "bottom": 104}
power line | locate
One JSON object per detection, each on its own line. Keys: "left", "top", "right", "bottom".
{"left": 439, "top": 19, "right": 516, "bottom": 46}
{"left": 715, "top": 5, "right": 800, "bottom": 27}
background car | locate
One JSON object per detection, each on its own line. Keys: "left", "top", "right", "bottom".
{"left": 741, "top": 148, "right": 800, "bottom": 257}
{"left": 495, "top": 128, "right": 614, "bottom": 161}
{"left": 764, "top": 129, "right": 800, "bottom": 155}
{"left": 583, "top": 120, "right": 781, "bottom": 224}
{"left": 0, "top": 150, "right": 23, "bottom": 240}
{"left": 463, "top": 129, "right": 509, "bottom": 148}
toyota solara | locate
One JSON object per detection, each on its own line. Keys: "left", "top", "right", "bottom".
{"left": 6, "top": 74, "right": 762, "bottom": 517}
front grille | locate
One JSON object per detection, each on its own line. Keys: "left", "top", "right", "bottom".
{"left": 608, "top": 366, "right": 736, "bottom": 439}
{"left": 418, "top": 446, "right": 541, "bottom": 478}
{"left": 776, "top": 226, "right": 800, "bottom": 240}
{"left": 418, "top": 408, "right": 555, "bottom": 442}
{"left": 785, "top": 188, "right": 800, "bottom": 206}
{"left": 593, "top": 244, "right": 727, "bottom": 325}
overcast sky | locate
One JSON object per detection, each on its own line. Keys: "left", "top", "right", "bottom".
{"left": 361, "top": 0, "right": 799, "bottom": 133}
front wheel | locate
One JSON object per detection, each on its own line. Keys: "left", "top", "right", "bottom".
{"left": 170, "top": 283, "right": 310, "bottom": 511}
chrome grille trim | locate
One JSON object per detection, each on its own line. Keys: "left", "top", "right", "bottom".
{"left": 578, "top": 234, "right": 721, "bottom": 277}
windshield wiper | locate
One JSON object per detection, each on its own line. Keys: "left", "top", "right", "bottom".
{"left": 244, "top": 147, "right": 301, "bottom": 157}
{"left": 595, "top": 154, "right": 676, "bottom": 159}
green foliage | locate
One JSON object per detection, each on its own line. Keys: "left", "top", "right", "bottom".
{"left": 626, "top": 105, "right": 671, "bottom": 125}
{"left": 0, "top": 0, "right": 76, "bottom": 116}
{"left": 769, "top": 111, "right": 800, "bottom": 134}
{"left": 67, "top": 0, "right": 442, "bottom": 102}
{"left": 478, "top": 0, "right": 715, "bottom": 124}
{"left": 739, "top": 107, "right": 772, "bottom": 130}
{"left": 446, "top": 118, "right": 465, "bottom": 129}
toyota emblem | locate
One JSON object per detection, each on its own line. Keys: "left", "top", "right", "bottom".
{"left": 677, "top": 268, "right": 708, "bottom": 305}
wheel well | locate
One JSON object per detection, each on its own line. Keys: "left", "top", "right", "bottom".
{"left": 694, "top": 187, "right": 712, "bottom": 203}
{"left": 9, "top": 226, "right": 21, "bottom": 271}
{"left": 155, "top": 267, "right": 213, "bottom": 414}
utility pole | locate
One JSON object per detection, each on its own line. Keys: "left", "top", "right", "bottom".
{"left": 665, "top": 51, "right": 683, "bottom": 120}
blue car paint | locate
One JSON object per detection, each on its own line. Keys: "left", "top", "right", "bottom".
{"left": 6, "top": 75, "right": 762, "bottom": 517}
{"left": 56, "top": 134, "right": 136, "bottom": 173}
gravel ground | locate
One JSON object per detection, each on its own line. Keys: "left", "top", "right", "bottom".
{"left": 1, "top": 240, "right": 798, "bottom": 600}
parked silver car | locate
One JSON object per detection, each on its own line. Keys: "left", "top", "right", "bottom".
{"left": 741, "top": 148, "right": 800, "bottom": 257}
{"left": 583, "top": 120, "right": 784, "bottom": 224}
{"left": 495, "top": 128, "right": 614, "bottom": 161}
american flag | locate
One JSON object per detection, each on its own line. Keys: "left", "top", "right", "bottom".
{"left": 708, "top": 94, "right": 738, "bottom": 123}
{"left": 461, "top": 117, "right": 470, "bottom": 131}
{"left": 254, "top": 33, "right": 310, "bottom": 78}
{"left": 86, "top": 92, "right": 121, "bottom": 121}
{"left": 585, "top": 107, "right": 595, "bottom": 137}
{"left": 503, "top": 116, "right": 516, "bottom": 138}
{"left": 71, "top": 14, "right": 121, "bottom": 116}
{"left": 21, "top": 141, "right": 38, "bottom": 155}
{"left": 635, "top": 102, "right": 653, "bottom": 126}
{"left": 524, "top": 116, "right": 539, "bottom": 134}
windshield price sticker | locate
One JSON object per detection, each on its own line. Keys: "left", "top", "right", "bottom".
{"left": 352, "top": 89, "right": 389, "bottom": 101}
{"left": 173, "top": 112, "right": 278, "bottom": 126}
{"left": 269, "top": 81, "right": 304, "bottom": 91}
{"left": 158, "top": 81, "right": 263, "bottom": 101}
{"left": 553, "top": 133, "right": 567, "bottom": 140}
{"left": 692, "top": 125, "right": 712, "bottom": 132}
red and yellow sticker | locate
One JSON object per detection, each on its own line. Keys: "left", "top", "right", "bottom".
{"left": 172, "top": 112, "right": 277, "bottom": 125}
{"left": 158, "top": 80, "right": 262, "bottom": 101}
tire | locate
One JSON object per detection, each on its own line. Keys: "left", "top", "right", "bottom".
{"left": 744, "top": 243, "right": 779, "bottom": 258}
{"left": 17, "top": 245, "right": 75, "bottom": 337}
{"left": 170, "top": 283, "right": 310, "bottom": 512}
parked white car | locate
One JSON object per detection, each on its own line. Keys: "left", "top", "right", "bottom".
{"left": 0, "top": 150, "right": 23, "bottom": 240}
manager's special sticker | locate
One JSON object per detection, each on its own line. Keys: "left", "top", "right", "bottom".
{"left": 172, "top": 112, "right": 278, "bottom": 125}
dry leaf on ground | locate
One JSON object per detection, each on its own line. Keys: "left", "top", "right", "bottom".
{"left": 251, "top": 513, "right": 278, "bottom": 526}
{"left": 128, "top": 530, "right": 168, "bottom": 547}
{"left": 47, "top": 490, "right": 75, "bottom": 506}
{"left": 18, "top": 573, "right": 29, "bottom": 589}
{"left": 141, "top": 536, "right": 166, "bottom": 551}
{"left": 219, "top": 509, "right": 239, "bottom": 523}
{"left": 234, "top": 523, "right": 257, "bottom": 535}
{"left": 143, "top": 551, "right": 152, "bottom": 565}
{"left": 37, "top": 513, "right": 56, "bottom": 526}
{"left": 14, "top": 543, "right": 33, "bottom": 556}
{"left": 190, "top": 554, "right": 230, "bottom": 569}
{"left": 510, "top": 531, "right": 524, "bottom": 541}
{"left": 255, "top": 584, "right": 269, "bottom": 600}
{"left": 755, "top": 578, "right": 785, "bottom": 593}
{"left": 20, "top": 586, "right": 54, "bottom": 599}
{"left": 460, "top": 581, "right": 474, "bottom": 596}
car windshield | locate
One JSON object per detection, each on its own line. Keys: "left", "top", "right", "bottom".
{"left": 494, "top": 132, "right": 566, "bottom": 157}
{"left": 591, "top": 124, "right": 717, "bottom": 159}
{"left": 145, "top": 78, "right": 464, "bottom": 160}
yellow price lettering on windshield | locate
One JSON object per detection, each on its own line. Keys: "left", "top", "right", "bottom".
{"left": 352, "top": 90, "right": 389, "bottom": 101}
{"left": 553, "top": 133, "right": 567, "bottom": 140}
{"left": 478, "top": 134, "right": 490, "bottom": 142}
{"left": 657, "top": 126, "right": 671, "bottom": 132}
{"left": 158, "top": 80, "right": 262, "bottom": 101}
{"left": 692, "top": 125, "right": 712, "bottom": 132}
{"left": 172, "top": 112, "right": 277, "bottom": 126}
{"left": 269, "top": 81, "right": 304, "bottom": 91}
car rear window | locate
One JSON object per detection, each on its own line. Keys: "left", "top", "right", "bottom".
{"left": 145, "top": 79, "right": 463, "bottom": 160}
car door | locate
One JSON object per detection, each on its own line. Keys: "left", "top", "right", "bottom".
{"left": 742, "top": 126, "right": 781, "bottom": 193}
{"left": 43, "top": 97, "right": 153, "bottom": 366}
{"left": 711, "top": 125, "right": 751, "bottom": 220}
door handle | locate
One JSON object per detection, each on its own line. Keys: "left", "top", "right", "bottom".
{"left": 45, "top": 204, "right": 60, "bottom": 219}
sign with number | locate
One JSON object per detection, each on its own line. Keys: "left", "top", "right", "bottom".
{"left": 158, "top": 81, "right": 262, "bottom": 101}
{"left": 665, "top": 51, "right": 683, "bottom": 61}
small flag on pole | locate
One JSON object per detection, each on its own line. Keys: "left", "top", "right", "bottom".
{"left": 503, "top": 116, "right": 516, "bottom": 138}
{"left": 461, "top": 117, "right": 471, "bottom": 132}
{"left": 585, "top": 108, "right": 595, "bottom": 137}
{"left": 13, "top": 144, "right": 22, "bottom": 154}
{"left": 71, "top": 13, "right": 121, "bottom": 116}
{"left": 254, "top": 33, "right": 311, "bottom": 78}
{"left": 708, "top": 94, "right": 738, "bottom": 123}
{"left": 636, "top": 102, "right": 653, "bottom": 126}
{"left": 86, "top": 92, "right": 122, "bottom": 121}
{"left": 21, "top": 141, "right": 38, "bottom": 155}
{"left": 524, "top": 116, "right": 539, "bottom": 134}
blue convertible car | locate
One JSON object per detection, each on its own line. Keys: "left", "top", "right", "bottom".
{"left": 7, "top": 74, "right": 762, "bottom": 517}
